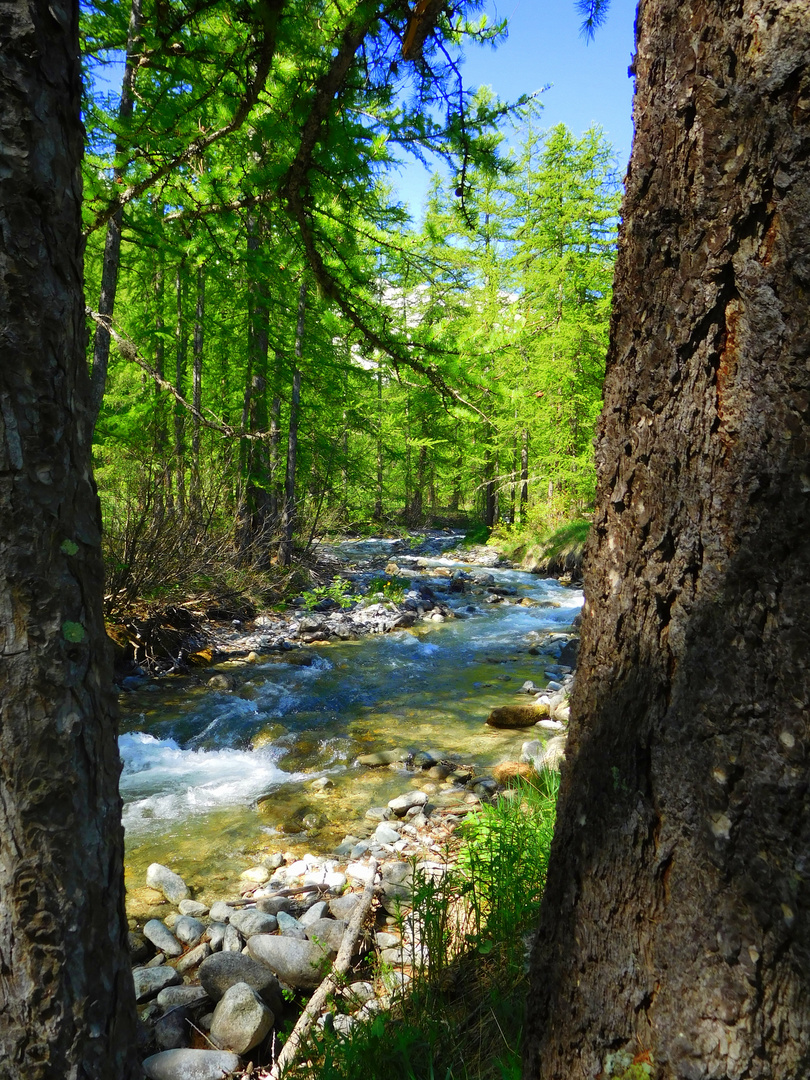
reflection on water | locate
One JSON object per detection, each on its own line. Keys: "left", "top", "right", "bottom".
{"left": 120, "top": 539, "right": 581, "bottom": 896}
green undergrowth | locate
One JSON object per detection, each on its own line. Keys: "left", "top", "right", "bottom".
{"left": 297, "top": 771, "right": 560, "bottom": 1080}
{"left": 493, "top": 518, "right": 590, "bottom": 577}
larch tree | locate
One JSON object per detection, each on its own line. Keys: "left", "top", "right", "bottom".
{"left": 525, "top": 1, "right": 810, "bottom": 1078}
{"left": 0, "top": 0, "right": 139, "bottom": 1077}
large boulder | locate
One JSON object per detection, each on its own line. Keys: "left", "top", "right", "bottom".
{"left": 198, "top": 952, "right": 283, "bottom": 1014}
{"left": 248, "top": 934, "right": 334, "bottom": 990}
{"left": 209, "top": 982, "right": 274, "bottom": 1055}
{"left": 146, "top": 863, "right": 190, "bottom": 904}
{"left": 142, "top": 1049, "right": 240, "bottom": 1080}
{"left": 485, "top": 704, "right": 545, "bottom": 729}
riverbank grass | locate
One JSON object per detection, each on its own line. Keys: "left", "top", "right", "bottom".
{"left": 296, "top": 771, "right": 559, "bottom": 1080}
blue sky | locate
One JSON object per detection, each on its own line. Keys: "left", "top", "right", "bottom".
{"left": 394, "top": 0, "right": 639, "bottom": 214}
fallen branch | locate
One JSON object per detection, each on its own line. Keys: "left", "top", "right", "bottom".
{"left": 268, "top": 859, "right": 379, "bottom": 1080}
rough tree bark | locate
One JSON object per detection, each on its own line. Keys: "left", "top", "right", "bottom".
{"left": 279, "top": 282, "right": 306, "bottom": 567}
{"left": 0, "top": 1, "right": 139, "bottom": 1076}
{"left": 524, "top": 2, "right": 810, "bottom": 1078}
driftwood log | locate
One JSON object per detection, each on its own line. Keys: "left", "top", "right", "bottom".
{"left": 268, "top": 859, "right": 379, "bottom": 1080}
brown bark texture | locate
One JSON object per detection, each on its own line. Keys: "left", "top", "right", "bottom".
{"left": 0, "top": 2, "right": 139, "bottom": 1076}
{"left": 525, "top": 2, "right": 810, "bottom": 1079}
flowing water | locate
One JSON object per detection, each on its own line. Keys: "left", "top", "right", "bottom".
{"left": 119, "top": 538, "right": 581, "bottom": 904}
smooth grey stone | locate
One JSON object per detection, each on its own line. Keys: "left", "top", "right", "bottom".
{"left": 142, "top": 1049, "right": 240, "bottom": 1080}
{"left": 155, "top": 1006, "right": 191, "bottom": 1051}
{"left": 208, "top": 901, "right": 233, "bottom": 923}
{"left": 143, "top": 920, "right": 183, "bottom": 958}
{"left": 228, "top": 908, "right": 278, "bottom": 938}
{"left": 356, "top": 748, "right": 411, "bottom": 767}
{"left": 276, "top": 910, "right": 307, "bottom": 939}
{"left": 221, "top": 924, "right": 243, "bottom": 952}
{"left": 305, "top": 918, "right": 348, "bottom": 953}
{"left": 387, "top": 790, "right": 428, "bottom": 816}
{"left": 133, "top": 965, "right": 181, "bottom": 1003}
{"left": 176, "top": 941, "right": 211, "bottom": 975}
{"left": 206, "top": 922, "right": 227, "bottom": 952}
{"left": 178, "top": 899, "right": 209, "bottom": 918}
{"left": 146, "top": 864, "right": 190, "bottom": 905}
{"left": 175, "top": 916, "right": 206, "bottom": 946}
{"left": 298, "top": 901, "right": 329, "bottom": 927}
{"left": 157, "top": 986, "right": 210, "bottom": 1009}
{"left": 375, "top": 931, "right": 400, "bottom": 948}
{"left": 197, "top": 952, "right": 283, "bottom": 1014}
{"left": 248, "top": 934, "right": 334, "bottom": 990}
{"left": 256, "top": 894, "right": 293, "bottom": 916}
{"left": 329, "top": 893, "right": 361, "bottom": 920}
{"left": 374, "top": 823, "right": 401, "bottom": 845}
{"left": 209, "top": 982, "right": 274, "bottom": 1055}
{"left": 364, "top": 806, "right": 392, "bottom": 821}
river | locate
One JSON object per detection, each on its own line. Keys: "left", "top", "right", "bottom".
{"left": 118, "top": 537, "right": 582, "bottom": 902}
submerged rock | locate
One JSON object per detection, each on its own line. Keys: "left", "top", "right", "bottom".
{"left": 486, "top": 704, "right": 545, "bottom": 729}
{"left": 146, "top": 864, "right": 190, "bottom": 905}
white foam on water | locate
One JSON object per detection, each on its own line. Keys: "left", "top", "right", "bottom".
{"left": 119, "top": 731, "right": 305, "bottom": 834}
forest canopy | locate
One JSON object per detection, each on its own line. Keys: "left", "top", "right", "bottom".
{"left": 80, "top": 0, "right": 620, "bottom": 608}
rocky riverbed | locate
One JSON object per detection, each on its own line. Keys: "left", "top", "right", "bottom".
{"left": 119, "top": 534, "right": 580, "bottom": 1077}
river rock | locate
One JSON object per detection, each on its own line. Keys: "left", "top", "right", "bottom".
{"left": 492, "top": 761, "right": 534, "bottom": 784}
{"left": 133, "top": 965, "right": 182, "bottom": 1003}
{"left": 157, "top": 986, "right": 211, "bottom": 1009}
{"left": 155, "top": 1006, "right": 191, "bottom": 1051}
{"left": 178, "top": 899, "right": 209, "bottom": 918}
{"left": 206, "top": 922, "right": 227, "bottom": 951}
{"left": 240, "top": 865, "right": 271, "bottom": 885}
{"left": 374, "top": 822, "right": 401, "bottom": 844}
{"left": 198, "top": 952, "right": 283, "bottom": 1013}
{"left": 143, "top": 919, "right": 183, "bottom": 957}
{"left": 174, "top": 916, "right": 206, "bottom": 946}
{"left": 256, "top": 895, "right": 293, "bottom": 916}
{"left": 142, "top": 1049, "right": 240, "bottom": 1080}
{"left": 305, "top": 918, "right": 348, "bottom": 953}
{"left": 248, "top": 934, "right": 334, "bottom": 990}
{"left": 209, "top": 982, "right": 274, "bottom": 1055}
{"left": 128, "top": 931, "right": 151, "bottom": 963}
{"left": 222, "top": 924, "right": 243, "bottom": 952}
{"left": 365, "top": 806, "right": 392, "bottom": 821}
{"left": 357, "top": 748, "right": 412, "bottom": 767}
{"left": 486, "top": 704, "right": 544, "bottom": 729}
{"left": 329, "top": 893, "right": 361, "bottom": 920}
{"left": 276, "top": 910, "right": 307, "bottom": 939}
{"left": 176, "top": 941, "right": 211, "bottom": 975}
{"left": 207, "top": 674, "right": 233, "bottom": 691}
{"left": 227, "top": 908, "right": 278, "bottom": 938}
{"left": 298, "top": 901, "right": 329, "bottom": 927}
{"left": 146, "top": 863, "right": 190, "bottom": 904}
{"left": 387, "top": 790, "right": 427, "bottom": 816}
{"left": 208, "top": 901, "right": 233, "bottom": 923}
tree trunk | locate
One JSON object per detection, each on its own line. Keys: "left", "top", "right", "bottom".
{"left": 190, "top": 264, "right": 204, "bottom": 519}
{"left": 524, "top": 2, "right": 810, "bottom": 1078}
{"left": 88, "top": 0, "right": 143, "bottom": 429}
{"left": 279, "top": 283, "right": 306, "bottom": 567}
{"left": 520, "top": 427, "right": 529, "bottom": 520}
{"left": 174, "top": 262, "right": 187, "bottom": 515}
{"left": 0, "top": 2, "right": 139, "bottom": 1076}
